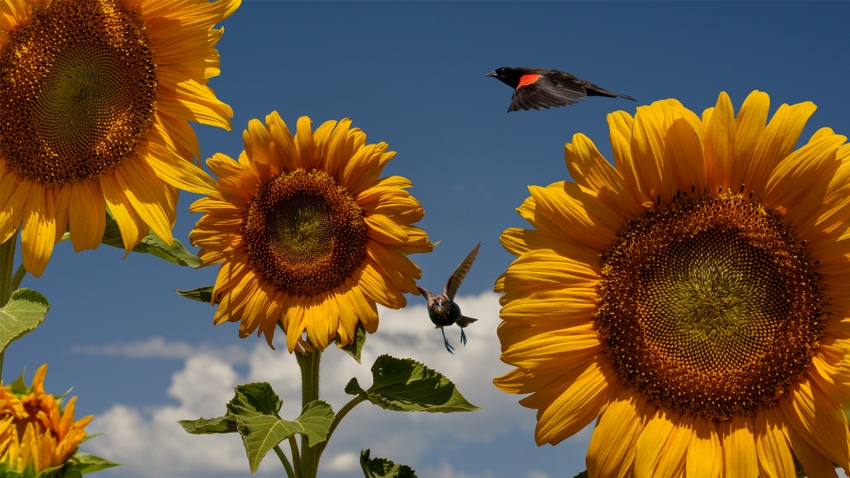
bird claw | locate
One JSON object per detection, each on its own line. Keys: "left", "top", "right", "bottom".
{"left": 441, "top": 327, "right": 455, "bottom": 354}
{"left": 460, "top": 328, "right": 468, "bottom": 346}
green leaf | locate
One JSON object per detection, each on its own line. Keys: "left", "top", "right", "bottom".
{"left": 179, "top": 382, "right": 335, "bottom": 473}
{"left": 360, "top": 449, "right": 417, "bottom": 478}
{"left": 0, "top": 288, "right": 49, "bottom": 351}
{"left": 239, "top": 400, "right": 334, "bottom": 472}
{"left": 339, "top": 322, "right": 367, "bottom": 363}
{"left": 66, "top": 451, "right": 120, "bottom": 475}
{"left": 344, "top": 355, "right": 479, "bottom": 413}
{"left": 176, "top": 286, "right": 214, "bottom": 304}
{"left": 227, "top": 382, "right": 283, "bottom": 417}
{"left": 228, "top": 383, "right": 334, "bottom": 473}
{"left": 178, "top": 415, "right": 238, "bottom": 434}
{"left": 572, "top": 471, "right": 588, "bottom": 478}
{"left": 101, "top": 214, "right": 201, "bottom": 267}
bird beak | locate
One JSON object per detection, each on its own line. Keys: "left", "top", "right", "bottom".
{"left": 485, "top": 70, "right": 497, "bottom": 77}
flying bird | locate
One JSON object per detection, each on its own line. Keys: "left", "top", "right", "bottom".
{"left": 417, "top": 242, "right": 481, "bottom": 354}
{"left": 486, "top": 66, "right": 636, "bottom": 112}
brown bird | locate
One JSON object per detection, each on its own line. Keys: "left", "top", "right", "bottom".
{"left": 486, "top": 66, "right": 636, "bottom": 112}
{"left": 416, "top": 242, "right": 481, "bottom": 354}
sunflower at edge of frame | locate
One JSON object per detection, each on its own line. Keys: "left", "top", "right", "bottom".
{"left": 494, "top": 90, "right": 850, "bottom": 477}
{"left": 0, "top": 0, "right": 239, "bottom": 276}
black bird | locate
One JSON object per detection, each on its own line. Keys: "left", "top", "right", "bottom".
{"left": 417, "top": 242, "right": 481, "bottom": 354}
{"left": 486, "top": 66, "right": 636, "bottom": 112}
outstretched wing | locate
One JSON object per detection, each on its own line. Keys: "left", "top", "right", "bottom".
{"left": 509, "top": 71, "right": 585, "bottom": 112}
{"left": 445, "top": 242, "right": 481, "bottom": 300}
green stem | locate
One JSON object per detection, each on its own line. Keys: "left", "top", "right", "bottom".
{"left": 295, "top": 348, "right": 322, "bottom": 478}
{"left": 0, "top": 230, "right": 20, "bottom": 380}
{"left": 0, "top": 231, "right": 18, "bottom": 307}
{"left": 288, "top": 435, "right": 302, "bottom": 478}
{"left": 311, "top": 395, "right": 366, "bottom": 460}
{"left": 273, "top": 444, "right": 296, "bottom": 478}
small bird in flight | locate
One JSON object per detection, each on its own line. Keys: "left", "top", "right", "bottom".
{"left": 417, "top": 242, "right": 481, "bottom": 354}
{"left": 486, "top": 66, "right": 636, "bottom": 112}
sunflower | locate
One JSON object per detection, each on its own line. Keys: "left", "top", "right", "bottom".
{"left": 190, "top": 113, "right": 432, "bottom": 351}
{"left": 0, "top": 364, "right": 92, "bottom": 473}
{"left": 0, "top": 0, "right": 238, "bottom": 277}
{"left": 494, "top": 90, "right": 850, "bottom": 476}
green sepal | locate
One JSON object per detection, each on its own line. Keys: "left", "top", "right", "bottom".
{"left": 60, "top": 451, "right": 120, "bottom": 476}
{"left": 179, "top": 382, "right": 335, "bottom": 473}
{"left": 572, "top": 471, "right": 588, "bottom": 478}
{"left": 338, "top": 322, "right": 367, "bottom": 363}
{"left": 360, "top": 449, "right": 417, "bottom": 478}
{"left": 99, "top": 213, "right": 201, "bottom": 267}
{"left": 0, "top": 450, "right": 119, "bottom": 478}
{"left": 0, "top": 461, "right": 34, "bottom": 478}
{"left": 0, "top": 288, "right": 49, "bottom": 352}
{"left": 344, "top": 355, "right": 479, "bottom": 413}
{"left": 175, "top": 286, "right": 214, "bottom": 304}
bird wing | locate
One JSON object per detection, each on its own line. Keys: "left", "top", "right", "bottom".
{"left": 509, "top": 71, "right": 586, "bottom": 112}
{"left": 445, "top": 242, "right": 481, "bottom": 300}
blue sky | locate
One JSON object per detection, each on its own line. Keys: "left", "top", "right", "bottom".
{"left": 7, "top": 2, "right": 850, "bottom": 477}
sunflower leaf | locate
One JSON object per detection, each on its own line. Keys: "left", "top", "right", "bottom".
{"left": 178, "top": 416, "right": 237, "bottom": 434}
{"left": 100, "top": 214, "right": 201, "bottom": 267}
{"left": 344, "top": 355, "right": 479, "bottom": 413}
{"left": 339, "top": 322, "right": 367, "bottom": 363}
{"left": 360, "top": 449, "right": 417, "bottom": 478}
{"left": 136, "top": 234, "right": 202, "bottom": 267}
{"left": 0, "top": 289, "right": 49, "bottom": 351}
{"left": 180, "top": 382, "right": 334, "bottom": 473}
{"left": 233, "top": 392, "right": 334, "bottom": 472}
{"left": 66, "top": 451, "right": 121, "bottom": 474}
{"left": 175, "top": 286, "right": 214, "bottom": 304}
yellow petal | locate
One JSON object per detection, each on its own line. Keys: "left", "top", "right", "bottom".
{"left": 68, "top": 180, "right": 105, "bottom": 252}
{"left": 685, "top": 418, "right": 722, "bottom": 478}
{"left": 20, "top": 186, "right": 55, "bottom": 277}
{"left": 587, "top": 388, "right": 645, "bottom": 478}
{"left": 703, "top": 91, "right": 736, "bottom": 192}
{"left": 754, "top": 407, "right": 796, "bottom": 478}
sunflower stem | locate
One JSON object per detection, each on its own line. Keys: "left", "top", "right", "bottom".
{"left": 0, "top": 232, "right": 20, "bottom": 380}
{"left": 287, "top": 435, "right": 302, "bottom": 478}
{"left": 310, "top": 394, "right": 365, "bottom": 462}
{"left": 0, "top": 232, "right": 18, "bottom": 307}
{"left": 273, "top": 444, "right": 296, "bottom": 478}
{"left": 296, "top": 348, "right": 322, "bottom": 478}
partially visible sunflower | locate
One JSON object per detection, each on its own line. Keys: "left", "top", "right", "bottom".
{"left": 0, "top": 364, "right": 92, "bottom": 474}
{"left": 190, "top": 113, "right": 432, "bottom": 351}
{"left": 0, "top": 0, "right": 239, "bottom": 276}
{"left": 495, "top": 91, "right": 850, "bottom": 476}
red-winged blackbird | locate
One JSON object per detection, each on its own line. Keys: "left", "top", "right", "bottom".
{"left": 416, "top": 242, "right": 480, "bottom": 354}
{"left": 487, "top": 66, "right": 636, "bottom": 112}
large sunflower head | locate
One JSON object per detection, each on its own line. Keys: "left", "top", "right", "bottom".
{"left": 0, "top": 364, "right": 92, "bottom": 474}
{"left": 190, "top": 113, "right": 432, "bottom": 352}
{"left": 0, "top": 0, "right": 239, "bottom": 276}
{"left": 495, "top": 91, "right": 850, "bottom": 476}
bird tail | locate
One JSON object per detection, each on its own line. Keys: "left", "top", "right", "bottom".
{"left": 458, "top": 316, "right": 477, "bottom": 328}
{"left": 585, "top": 82, "right": 636, "bottom": 101}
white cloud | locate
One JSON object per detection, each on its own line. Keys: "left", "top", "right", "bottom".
{"left": 417, "top": 460, "right": 497, "bottom": 478}
{"left": 84, "top": 292, "right": 544, "bottom": 478}
{"left": 72, "top": 336, "right": 251, "bottom": 363}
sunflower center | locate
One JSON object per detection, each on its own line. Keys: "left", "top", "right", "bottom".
{"left": 597, "top": 193, "right": 825, "bottom": 420}
{"left": 243, "top": 169, "right": 368, "bottom": 297}
{"left": 0, "top": 0, "right": 157, "bottom": 186}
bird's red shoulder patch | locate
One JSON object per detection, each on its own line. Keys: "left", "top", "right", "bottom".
{"left": 516, "top": 74, "right": 542, "bottom": 89}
